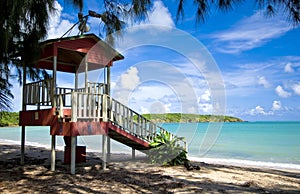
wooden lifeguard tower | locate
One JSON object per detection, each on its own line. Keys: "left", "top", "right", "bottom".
{"left": 19, "top": 33, "right": 186, "bottom": 174}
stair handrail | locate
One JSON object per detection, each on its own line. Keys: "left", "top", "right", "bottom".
{"left": 106, "top": 95, "right": 187, "bottom": 150}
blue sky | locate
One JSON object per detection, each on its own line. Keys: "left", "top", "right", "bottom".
{"left": 12, "top": 0, "right": 300, "bottom": 121}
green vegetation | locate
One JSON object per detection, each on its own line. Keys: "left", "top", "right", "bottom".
{"left": 0, "top": 112, "right": 19, "bottom": 127}
{"left": 142, "top": 113, "right": 243, "bottom": 123}
{"left": 148, "top": 130, "right": 187, "bottom": 166}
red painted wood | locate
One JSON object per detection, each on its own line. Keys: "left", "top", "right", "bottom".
{"left": 50, "top": 121, "right": 108, "bottom": 136}
{"left": 108, "top": 122, "right": 150, "bottom": 148}
{"left": 19, "top": 108, "right": 56, "bottom": 126}
{"left": 36, "top": 34, "right": 124, "bottom": 73}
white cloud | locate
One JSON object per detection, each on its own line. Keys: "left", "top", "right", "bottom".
{"left": 144, "top": 1, "right": 174, "bottom": 28}
{"left": 128, "top": 0, "right": 174, "bottom": 32}
{"left": 258, "top": 76, "right": 271, "bottom": 88}
{"left": 210, "top": 12, "right": 292, "bottom": 54}
{"left": 248, "top": 106, "right": 273, "bottom": 116}
{"left": 163, "top": 103, "right": 171, "bottom": 113}
{"left": 119, "top": 67, "right": 140, "bottom": 90}
{"left": 275, "top": 85, "right": 291, "bottom": 98}
{"left": 272, "top": 100, "right": 281, "bottom": 111}
{"left": 196, "top": 88, "right": 217, "bottom": 114}
{"left": 284, "top": 63, "right": 294, "bottom": 73}
{"left": 113, "top": 67, "right": 141, "bottom": 104}
{"left": 199, "top": 90, "right": 211, "bottom": 102}
{"left": 292, "top": 83, "right": 300, "bottom": 95}
{"left": 47, "top": 1, "right": 75, "bottom": 39}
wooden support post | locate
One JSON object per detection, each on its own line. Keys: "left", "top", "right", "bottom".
{"left": 107, "top": 137, "right": 111, "bottom": 162}
{"left": 71, "top": 93, "right": 77, "bottom": 122}
{"left": 52, "top": 55, "right": 57, "bottom": 108}
{"left": 102, "top": 135, "right": 107, "bottom": 170}
{"left": 20, "top": 126, "right": 25, "bottom": 165}
{"left": 132, "top": 148, "right": 136, "bottom": 161}
{"left": 70, "top": 136, "right": 76, "bottom": 175}
{"left": 51, "top": 135, "right": 56, "bottom": 171}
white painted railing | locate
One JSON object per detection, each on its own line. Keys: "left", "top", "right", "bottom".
{"left": 86, "top": 82, "right": 107, "bottom": 94}
{"left": 106, "top": 95, "right": 187, "bottom": 149}
{"left": 24, "top": 79, "right": 53, "bottom": 107}
{"left": 24, "top": 79, "right": 107, "bottom": 109}
{"left": 55, "top": 92, "right": 104, "bottom": 122}
{"left": 56, "top": 83, "right": 107, "bottom": 107}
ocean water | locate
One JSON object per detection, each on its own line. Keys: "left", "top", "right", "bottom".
{"left": 1, "top": 122, "right": 300, "bottom": 170}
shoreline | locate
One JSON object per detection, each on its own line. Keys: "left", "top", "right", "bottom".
{"left": 1, "top": 143, "right": 300, "bottom": 193}
{"left": 2, "top": 140, "right": 300, "bottom": 172}
{"left": 189, "top": 157, "right": 300, "bottom": 173}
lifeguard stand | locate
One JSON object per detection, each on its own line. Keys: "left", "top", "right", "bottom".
{"left": 19, "top": 34, "right": 186, "bottom": 174}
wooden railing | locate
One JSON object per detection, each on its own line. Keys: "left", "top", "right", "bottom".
{"left": 24, "top": 79, "right": 53, "bottom": 107}
{"left": 106, "top": 95, "right": 187, "bottom": 149}
{"left": 86, "top": 82, "right": 107, "bottom": 94}
{"left": 55, "top": 83, "right": 107, "bottom": 121}
{"left": 56, "top": 92, "right": 104, "bottom": 122}
{"left": 56, "top": 83, "right": 107, "bottom": 107}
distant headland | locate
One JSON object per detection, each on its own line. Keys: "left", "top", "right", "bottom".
{"left": 141, "top": 113, "right": 244, "bottom": 123}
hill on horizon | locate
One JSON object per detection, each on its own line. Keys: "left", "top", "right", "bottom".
{"left": 141, "top": 113, "right": 244, "bottom": 123}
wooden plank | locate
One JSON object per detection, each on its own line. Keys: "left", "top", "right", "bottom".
{"left": 71, "top": 93, "right": 77, "bottom": 122}
{"left": 88, "top": 94, "right": 91, "bottom": 118}
{"left": 97, "top": 94, "right": 101, "bottom": 120}
{"left": 78, "top": 93, "right": 82, "bottom": 118}
{"left": 42, "top": 81, "right": 45, "bottom": 105}
{"left": 59, "top": 95, "right": 63, "bottom": 117}
{"left": 83, "top": 94, "right": 87, "bottom": 118}
{"left": 102, "top": 94, "right": 108, "bottom": 122}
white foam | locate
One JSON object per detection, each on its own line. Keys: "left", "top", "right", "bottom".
{"left": 0, "top": 139, "right": 64, "bottom": 151}
{"left": 0, "top": 139, "right": 21, "bottom": 145}
{"left": 188, "top": 156, "right": 300, "bottom": 171}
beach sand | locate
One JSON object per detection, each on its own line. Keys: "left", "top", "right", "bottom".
{"left": 0, "top": 144, "right": 300, "bottom": 193}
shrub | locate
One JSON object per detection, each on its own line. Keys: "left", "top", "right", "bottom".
{"left": 148, "top": 130, "right": 187, "bottom": 166}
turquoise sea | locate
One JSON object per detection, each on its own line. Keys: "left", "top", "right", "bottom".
{"left": 1, "top": 122, "right": 300, "bottom": 170}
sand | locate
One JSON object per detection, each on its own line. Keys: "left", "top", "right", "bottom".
{"left": 0, "top": 143, "right": 300, "bottom": 193}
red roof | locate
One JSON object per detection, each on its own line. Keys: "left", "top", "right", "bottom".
{"left": 34, "top": 34, "right": 124, "bottom": 73}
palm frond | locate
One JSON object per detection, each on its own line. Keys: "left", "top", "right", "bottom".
{"left": 176, "top": 0, "right": 185, "bottom": 21}
{"left": 0, "top": 76, "right": 13, "bottom": 111}
{"left": 129, "top": 0, "right": 151, "bottom": 20}
{"left": 194, "top": 0, "right": 210, "bottom": 23}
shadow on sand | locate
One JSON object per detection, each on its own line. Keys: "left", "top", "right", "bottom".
{"left": 1, "top": 144, "right": 300, "bottom": 193}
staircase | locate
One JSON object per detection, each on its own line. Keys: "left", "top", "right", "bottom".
{"left": 106, "top": 96, "right": 187, "bottom": 151}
